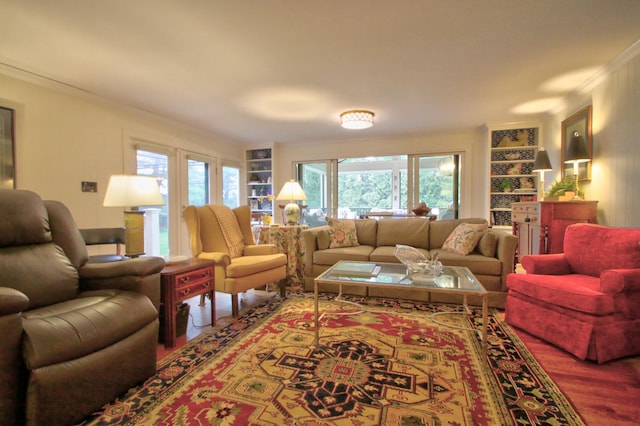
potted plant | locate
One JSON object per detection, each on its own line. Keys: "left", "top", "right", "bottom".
{"left": 499, "top": 179, "right": 513, "bottom": 192}
{"left": 546, "top": 177, "right": 583, "bottom": 200}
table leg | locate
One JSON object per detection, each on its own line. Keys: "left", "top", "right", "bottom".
{"left": 314, "top": 280, "right": 319, "bottom": 346}
{"left": 482, "top": 294, "right": 488, "bottom": 358}
{"left": 210, "top": 289, "right": 216, "bottom": 326}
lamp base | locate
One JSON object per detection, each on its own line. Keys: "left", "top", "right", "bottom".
{"left": 124, "top": 210, "right": 145, "bottom": 257}
{"left": 283, "top": 203, "right": 300, "bottom": 225}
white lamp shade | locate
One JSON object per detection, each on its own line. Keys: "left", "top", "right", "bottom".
{"left": 276, "top": 180, "right": 307, "bottom": 202}
{"left": 103, "top": 175, "right": 165, "bottom": 207}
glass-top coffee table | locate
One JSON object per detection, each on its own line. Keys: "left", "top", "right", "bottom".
{"left": 313, "top": 261, "right": 488, "bottom": 355}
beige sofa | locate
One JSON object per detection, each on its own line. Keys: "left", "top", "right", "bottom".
{"left": 301, "top": 218, "right": 517, "bottom": 308}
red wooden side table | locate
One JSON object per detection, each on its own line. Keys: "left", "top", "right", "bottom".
{"left": 160, "top": 258, "right": 215, "bottom": 348}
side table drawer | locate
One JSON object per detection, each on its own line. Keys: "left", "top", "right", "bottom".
{"left": 174, "top": 267, "right": 214, "bottom": 300}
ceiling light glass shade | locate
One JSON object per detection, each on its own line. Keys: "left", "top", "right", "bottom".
{"left": 340, "top": 110, "right": 375, "bottom": 129}
{"left": 437, "top": 157, "right": 455, "bottom": 176}
{"left": 564, "top": 132, "right": 590, "bottom": 163}
{"left": 103, "top": 175, "right": 165, "bottom": 207}
{"left": 532, "top": 148, "right": 552, "bottom": 171}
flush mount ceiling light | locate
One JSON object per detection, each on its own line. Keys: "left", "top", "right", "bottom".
{"left": 340, "top": 110, "right": 375, "bottom": 129}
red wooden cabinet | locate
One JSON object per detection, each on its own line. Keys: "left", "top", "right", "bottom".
{"left": 512, "top": 201, "right": 598, "bottom": 261}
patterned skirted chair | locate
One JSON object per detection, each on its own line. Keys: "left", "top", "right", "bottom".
{"left": 505, "top": 223, "right": 640, "bottom": 363}
{"left": 183, "top": 204, "right": 287, "bottom": 316}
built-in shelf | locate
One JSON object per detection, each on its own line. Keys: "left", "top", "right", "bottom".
{"left": 246, "top": 148, "right": 273, "bottom": 222}
{"left": 488, "top": 124, "right": 540, "bottom": 228}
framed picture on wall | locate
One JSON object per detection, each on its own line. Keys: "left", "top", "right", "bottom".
{"left": 561, "top": 105, "right": 592, "bottom": 182}
{"left": 1, "top": 106, "right": 16, "bottom": 189}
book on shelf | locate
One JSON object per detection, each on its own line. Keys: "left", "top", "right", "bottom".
{"left": 332, "top": 262, "right": 381, "bottom": 277}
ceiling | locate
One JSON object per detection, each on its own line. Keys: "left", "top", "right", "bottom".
{"left": 1, "top": 1, "right": 640, "bottom": 145}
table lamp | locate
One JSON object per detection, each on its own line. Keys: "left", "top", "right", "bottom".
{"left": 563, "top": 132, "right": 590, "bottom": 200}
{"left": 532, "top": 148, "right": 552, "bottom": 201}
{"left": 103, "top": 174, "right": 164, "bottom": 257}
{"left": 276, "top": 180, "right": 307, "bottom": 225}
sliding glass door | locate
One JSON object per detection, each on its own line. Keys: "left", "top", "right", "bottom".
{"left": 295, "top": 154, "right": 460, "bottom": 226}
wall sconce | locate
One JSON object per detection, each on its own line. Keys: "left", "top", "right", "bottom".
{"left": 563, "top": 132, "right": 590, "bottom": 199}
{"left": 532, "top": 148, "right": 552, "bottom": 201}
{"left": 276, "top": 180, "right": 307, "bottom": 225}
{"left": 103, "top": 174, "right": 164, "bottom": 257}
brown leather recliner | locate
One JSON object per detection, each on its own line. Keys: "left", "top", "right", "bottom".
{"left": 0, "top": 189, "right": 165, "bottom": 426}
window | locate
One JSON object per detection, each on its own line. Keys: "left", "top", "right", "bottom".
{"left": 222, "top": 164, "right": 240, "bottom": 208}
{"left": 187, "top": 159, "right": 209, "bottom": 206}
{"left": 136, "top": 149, "right": 169, "bottom": 257}
{"left": 296, "top": 154, "right": 460, "bottom": 226}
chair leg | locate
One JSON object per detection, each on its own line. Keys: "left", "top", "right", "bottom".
{"left": 199, "top": 294, "right": 206, "bottom": 306}
{"left": 280, "top": 279, "right": 287, "bottom": 298}
{"left": 231, "top": 294, "right": 239, "bottom": 317}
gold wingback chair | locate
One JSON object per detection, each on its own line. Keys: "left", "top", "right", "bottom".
{"left": 183, "top": 204, "right": 287, "bottom": 316}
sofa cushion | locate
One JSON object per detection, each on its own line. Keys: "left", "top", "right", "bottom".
{"left": 21, "top": 290, "right": 157, "bottom": 369}
{"left": 355, "top": 219, "right": 378, "bottom": 247}
{"left": 442, "top": 222, "right": 488, "bottom": 255}
{"left": 476, "top": 232, "right": 498, "bottom": 258}
{"left": 327, "top": 218, "right": 360, "bottom": 248}
{"left": 506, "top": 273, "right": 615, "bottom": 315}
{"left": 370, "top": 246, "right": 429, "bottom": 264}
{"left": 313, "top": 246, "right": 374, "bottom": 265}
{"left": 377, "top": 218, "right": 430, "bottom": 249}
{"left": 227, "top": 254, "right": 287, "bottom": 277}
{"left": 432, "top": 249, "right": 502, "bottom": 276}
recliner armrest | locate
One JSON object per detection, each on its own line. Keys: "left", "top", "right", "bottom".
{"left": 78, "top": 257, "right": 165, "bottom": 310}
{"left": 600, "top": 269, "right": 640, "bottom": 294}
{"left": 0, "top": 287, "right": 30, "bottom": 315}
{"left": 521, "top": 253, "right": 572, "bottom": 275}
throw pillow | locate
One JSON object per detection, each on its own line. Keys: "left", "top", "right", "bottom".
{"left": 476, "top": 231, "right": 497, "bottom": 257}
{"left": 327, "top": 218, "right": 359, "bottom": 248}
{"left": 442, "top": 222, "right": 488, "bottom": 255}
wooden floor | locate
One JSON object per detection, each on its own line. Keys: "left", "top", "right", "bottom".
{"left": 159, "top": 291, "right": 640, "bottom": 425}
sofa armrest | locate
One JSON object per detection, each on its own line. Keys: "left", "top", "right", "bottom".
{"left": 600, "top": 269, "right": 640, "bottom": 294}
{"left": 245, "top": 244, "right": 277, "bottom": 256}
{"left": 492, "top": 230, "right": 517, "bottom": 291}
{"left": 78, "top": 256, "right": 165, "bottom": 310}
{"left": 521, "top": 254, "right": 572, "bottom": 275}
{"left": 301, "top": 226, "right": 328, "bottom": 277}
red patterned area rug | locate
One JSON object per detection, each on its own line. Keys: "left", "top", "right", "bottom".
{"left": 83, "top": 295, "right": 584, "bottom": 425}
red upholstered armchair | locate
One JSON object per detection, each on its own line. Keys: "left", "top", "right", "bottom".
{"left": 505, "top": 223, "right": 640, "bottom": 363}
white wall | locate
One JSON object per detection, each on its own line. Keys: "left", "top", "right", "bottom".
{"left": 1, "top": 73, "right": 245, "bottom": 233}
{"left": 541, "top": 49, "right": 640, "bottom": 227}
{"left": 273, "top": 128, "right": 488, "bottom": 219}
{"left": 3, "top": 43, "right": 639, "bottom": 233}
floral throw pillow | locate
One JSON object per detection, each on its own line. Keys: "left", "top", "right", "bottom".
{"left": 442, "top": 222, "right": 488, "bottom": 255}
{"left": 327, "top": 218, "right": 359, "bottom": 248}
